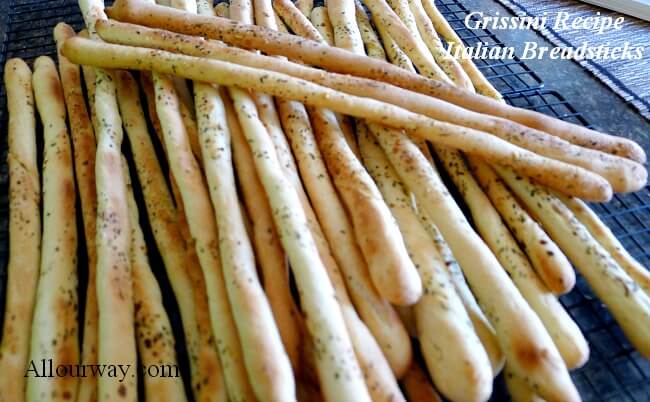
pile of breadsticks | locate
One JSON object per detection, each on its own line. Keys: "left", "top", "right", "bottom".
{"left": 1, "top": 0, "right": 648, "bottom": 400}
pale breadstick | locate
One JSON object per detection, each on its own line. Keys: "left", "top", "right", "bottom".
{"left": 307, "top": 108, "right": 422, "bottom": 306}
{"left": 95, "top": 21, "right": 647, "bottom": 195}
{"left": 224, "top": 88, "right": 302, "bottom": 370}
{"left": 359, "top": 125, "right": 493, "bottom": 401}
{"left": 77, "top": 2, "right": 138, "bottom": 400}
{"left": 496, "top": 167, "right": 650, "bottom": 358}
{"left": 556, "top": 194, "right": 650, "bottom": 295}
{"left": 438, "top": 147, "right": 589, "bottom": 369}
{"left": 418, "top": 0, "right": 500, "bottom": 99}
{"left": 54, "top": 24, "right": 100, "bottom": 402}
{"left": 63, "top": 38, "right": 616, "bottom": 201}
{"left": 362, "top": 0, "right": 450, "bottom": 82}
{"left": 274, "top": 0, "right": 323, "bottom": 41}
{"left": 406, "top": 0, "right": 472, "bottom": 89}
{"left": 193, "top": 2, "right": 296, "bottom": 400}
{"left": 26, "top": 56, "right": 79, "bottom": 402}
{"left": 326, "top": 0, "right": 365, "bottom": 53}
{"left": 401, "top": 363, "right": 443, "bottom": 402}
{"left": 214, "top": 2, "right": 229, "bottom": 17}
{"left": 275, "top": 9, "right": 290, "bottom": 32}
{"left": 197, "top": 79, "right": 296, "bottom": 402}
{"left": 351, "top": 2, "right": 386, "bottom": 60}
{"left": 295, "top": 0, "right": 313, "bottom": 17}
{"left": 505, "top": 365, "right": 546, "bottom": 402}
{"left": 228, "top": 87, "right": 372, "bottom": 402}
{"left": 0, "top": 59, "right": 39, "bottom": 402}
{"left": 281, "top": 101, "right": 413, "bottom": 375}
{"left": 361, "top": 3, "right": 416, "bottom": 71}
{"left": 172, "top": 76, "right": 195, "bottom": 118}
{"left": 124, "top": 162, "right": 188, "bottom": 402}
{"left": 105, "top": 0, "right": 646, "bottom": 163}
{"left": 152, "top": 73, "right": 256, "bottom": 402}
{"left": 415, "top": 203, "right": 505, "bottom": 374}
{"left": 370, "top": 125, "right": 579, "bottom": 402}
{"left": 469, "top": 159, "right": 575, "bottom": 295}
{"left": 115, "top": 70, "right": 227, "bottom": 402}
{"left": 311, "top": 7, "right": 335, "bottom": 46}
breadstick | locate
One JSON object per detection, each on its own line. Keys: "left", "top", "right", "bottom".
{"left": 214, "top": 2, "right": 229, "bottom": 17}
{"left": 95, "top": 21, "right": 647, "bottom": 195}
{"left": 496, "top": 167, "right": 650, "bottom": 358}
{"left": 504, "top": 365, "right": 545, "bottom": 402}
{"left": 350, "top": 3, "right": 384, "bottom": 61}
{"left": 0, "top": 59, "right": 39, "bottom": 402}
{"left": 326, "top": 0, "right": 365, "bottom": 54}
{"left": 438, "top": 147, "right": 589, "bottom": 369}
{"left": 63, "top": 37, "right": 616, "bottom": 201}
{"left": 371, "top": 125, "right": 579, "bottom": 402}
{"left": 359, "top": 125, "right": 493, "bottom": 401}
{"left": 105, "top": 0, "right": 646, "bottom": 163}
{"left": 224, "top": 88, "right": 302, "bottom": 371}
{"left": 26, "top": 55, "right": 79, "bottom": 402}
{"left": 124, "top": 161, "right": 187, "bottom": 402}
{"left": 197, "top": 74, "right": 296, "bottom": 402}
{"left": 114, "top": 70, "right": 227, "bottom": 402}
{"left": 274, "top": 0, "right": 323, "bottom": 41}
{"left": 77, "top": 2, "right": 138, "bottom": 400}
{"left": 556, "top": 194, "right": 650, "bottom": 295}
{"left": 469, "top": 159, "right": 575, "bottom": 295}
{"left": 296, "top": 0, "right": 313, "bottom": 17}
{"left": 54, "top": 24, "right": 101, "bottom": 402}
{"left": 415, "top": 202, "right": 505, "bottom": 374}
{"left": 362, "top": 3, "right": 416, "bottom": 70}
{"left": 228, "top": 87, "right": 372, "bottom": 402}
{"left": 307, "top": 108, "right": 422, "bottom": 306}
{"left": 311, "top": 7, "right": 335, "bottom": 46}
{"left": 401, "top": 363, "right": 443, "bottom": 402}
{"left": 152, "top": 73, "right": 256, "bottom": 401}
{"left": 362, "top": 0, "right": 450, "bottom": 82}
{"left": 406, "top": 0, "right": 472, "bottom": 89}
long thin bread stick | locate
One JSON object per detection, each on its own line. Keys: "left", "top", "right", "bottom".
{"left": 401, "top": 363, "right": 443, "bottom": 402}
{"left": 295, "top": 0, "right": 314, "bottom": 17}
{"left": 326, "top": 0, "right": 365, "bottom": 54}
{"left": 63, "top": 37, "right": 618, "bottom": 201}
{"left": 274, "top": 0, "right": 323, "bottom": 41}
{"left": 104, "top": 0, "right": 646, "bottom": 163}
{"left": 310, "top": 7, "right": 335, "bottom": 46}
{"left": 77, "top": 1, "right": 138, "bottom": 400}
{"left": 359, "top": 125, "right": 492, "bottom": 401}
{"left": 114, "top": 69, "right": 227, "bottom": 402}
{"left": 27, "top": 56, "right": 79, "bottom": 402}
{"left": 95, "top": 20, "right": 646, "bottom": 194}
{"left": 0, "top": 59, "right": 40, "bottom": 402}
{"left": 124, "top": 161, "right": 188, "bottom": 402}
{"left": 54, "top": 24, "right": 100, "bottom": 402}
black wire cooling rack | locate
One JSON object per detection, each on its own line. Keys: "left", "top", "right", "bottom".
{"left": 0, "top": 0, "right": 649, "bottom": 401}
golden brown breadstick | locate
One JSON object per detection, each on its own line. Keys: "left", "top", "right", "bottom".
{"left": 310, "top": 6, "right": 335, "bottom": 46}
{"left": 274, "top": 0, "right": 323, "bottom": 41}
{"left": 228, "top": 87, "right": 372, "bottom": 402}
{"left": 438, "top": 147, "right": 589, "bottom": 369}
{"left": 0, "top": 58, "right": 40, "bottom": 402}
{"left": 371, "top": 125, "right": 579, "bottom": 402}
{"left": 308, "top": 108, "right": 422, "bottom": 306}
{"left": 27, "top": 55, "right": 79, "bottom": 402}
{"left": 115, "top": 70, "right": 227, "bottom": 402}
{"left": 401, "top": 363, "right": 443, "bottom": 402}
{"left": 214, "top": 2, "right": 229, "bottom": 17}
{"left": 224, "top": 89, "right": 302, "bottom": 371}
{"left": 469, "top": 159, "right": 575, "bottom": 295}
{"left": 152, "top": 73, "right": 256, "bottom": 401}
{"left": 555, "top": 194, "right": 650, "bottom": 296}
{"left": 124, "top": 162, "right": 188, "bottom": 402}
{"left": 95, "top": 20, "right": 647, "bottom": 195}
{"left": 359, "top": 126, "right": 493, "bottom": 401}
{"left": 78, "top": 1, "right": 138, "bottom": 400}
{"left": 63, "top": 37, "right": 616, "bottom": 201}
{"left": 105, "top": 0, "right": 646, "bottom": 162}
{"left": 54, "top": 24, "right": 100, "bottom": 402}
{"left": 496, "top": 167, "right": 650, "bottom": 358}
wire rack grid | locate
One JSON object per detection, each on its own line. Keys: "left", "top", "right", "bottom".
{"left": 0, "top": 0, "right": 649, "bottom": 401}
